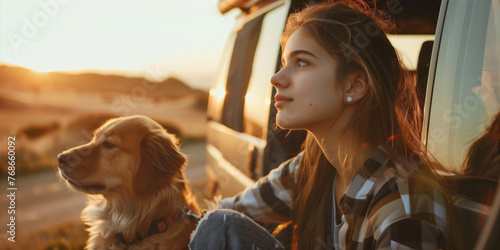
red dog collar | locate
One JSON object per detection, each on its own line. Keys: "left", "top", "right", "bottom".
{"left": 116, "top": 206, "right": 204, "bottom": 245}
{"left": 116, "top": 210, "right": 180, "bottom": 245}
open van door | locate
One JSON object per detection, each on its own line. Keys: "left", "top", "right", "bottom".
{"left": 423, "top": 0, "right": 500, "bottom": 248}
{"left": 206, "top": 0, "right": 307, "bottom": 198}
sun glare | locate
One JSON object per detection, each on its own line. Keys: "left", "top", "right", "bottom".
{"left": 29, "top": 67, "right": 53, "bottom": 73}
{"left": 20, "top": 62, "right": 59, "bottom": 73}
{"left": 210, "top": 87, "right": 226, "bottom": 101}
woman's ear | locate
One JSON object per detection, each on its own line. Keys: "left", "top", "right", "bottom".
{"left": 344, "top": 71, "right": 369, "bottom": 104}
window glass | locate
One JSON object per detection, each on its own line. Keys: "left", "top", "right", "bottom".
{"left": 208, "top": 33, "right": 236, "bottom": 123}
{"left": 481, "top": 0, "right": 500, "bottom": 117}
{"left": 427, "top": 0, "right": 500, "bottom": 173}
{"left": 220, "top": 15, "right": 264, "bottom": 132}
{"left": 243, "top": 3, "right": 289, "bottom": 139}
{"left": 388, "top": 35, "right": 435, "bottom": 71}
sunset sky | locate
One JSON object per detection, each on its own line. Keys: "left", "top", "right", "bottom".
{"left": 0, "top": 0, "right": 238, "bottom": 90}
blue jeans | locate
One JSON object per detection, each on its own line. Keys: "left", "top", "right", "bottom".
{"left": 189, "top": 209, "right": 285, "bottom": 250}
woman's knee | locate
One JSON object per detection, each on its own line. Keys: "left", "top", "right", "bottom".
{"left": 196, "top": 209, "right": 243, "bottom": 229}
{"left": 189, "top": 210, "right": 236, "bottom": 249}
{"left": 190, "top": 210, "right": 243, "bottom": 240}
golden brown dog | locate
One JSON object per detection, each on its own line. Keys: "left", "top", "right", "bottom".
{"left": 57, "top": 115, "right": 201, "bottom": 249}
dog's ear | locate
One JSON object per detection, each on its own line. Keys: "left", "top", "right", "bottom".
{"left": 133, "top": 130, "right": 186, "bottom": 196}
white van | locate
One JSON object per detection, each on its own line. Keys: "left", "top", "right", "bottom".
{"left": 206, "top": 0, "right": 500, "bottom": 248}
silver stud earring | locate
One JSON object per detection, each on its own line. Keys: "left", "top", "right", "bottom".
{"left": 346, "top": 96, "right": 353, "bottom": 103}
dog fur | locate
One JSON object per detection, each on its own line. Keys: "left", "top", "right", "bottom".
{"left": 57, "top": 115, "right": 200, "bottom": 249}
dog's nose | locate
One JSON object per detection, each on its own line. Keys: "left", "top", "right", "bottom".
{"left": 58, "top": 153, "right": 71, "bottom": 166}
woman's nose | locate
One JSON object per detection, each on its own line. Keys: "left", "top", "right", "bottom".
{"left": 270, "top": 68, "right": 289, "bottom": 89}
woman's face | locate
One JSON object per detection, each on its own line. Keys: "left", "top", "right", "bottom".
{"left": 271, "top": 28, "right": 346, "bottom": 133}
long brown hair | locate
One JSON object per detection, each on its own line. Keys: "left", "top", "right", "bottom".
{"left": 463, "top": 111, "right": 500, "bottom": 178}
{"left": 280, "top": 1, "right": 451, "bottom": 249}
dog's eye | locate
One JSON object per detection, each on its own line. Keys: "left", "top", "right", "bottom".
{"left": 102, "top": 141, "right": 115, "bottom": 149}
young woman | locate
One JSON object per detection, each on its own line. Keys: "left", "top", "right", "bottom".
{"left": 190, "top": 1, "right": 451, "bottom": 249}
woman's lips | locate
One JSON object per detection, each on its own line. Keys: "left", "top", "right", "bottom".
{"left": 275, "top": 95, "right": 293, "bottom": 109}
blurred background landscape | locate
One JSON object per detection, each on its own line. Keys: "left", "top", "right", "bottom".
{"left": 0, "top": 64, "right": 208, "bottom": 173}
{"left": 0, "top": 64, "right": 210, "bottom": 249}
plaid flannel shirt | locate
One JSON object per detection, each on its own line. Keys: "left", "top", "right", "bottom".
{"left": 218, "top": 146, "right": 449, "bottom": 249}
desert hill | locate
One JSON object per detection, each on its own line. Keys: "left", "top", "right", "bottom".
{"left": 0, "top": 65, "right": 206, "bottom": 100}
{"left": 0, "top": 64, "right": 210, "bottom": 173}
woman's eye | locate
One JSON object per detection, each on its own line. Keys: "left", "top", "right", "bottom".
{"left": 102, "top": 141, "right": 115, "bottom": 149}
{"left": 297, "top": 59, "right": 308, "bottom": 67}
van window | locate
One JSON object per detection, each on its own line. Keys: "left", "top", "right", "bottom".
{"left": 243, "top": 3, "right": 289, "bottom": 140}
{"left": 207, "top": 33, "right": 236, "bottom": 123}
{"left": 426, "top": 0, "right": 500, "bottom": 172}
{"left": 388, "top": 35, "right": 435, "bottom": 111}
{"left": 221, "top": 15, "right": 264, "bottom": 132}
